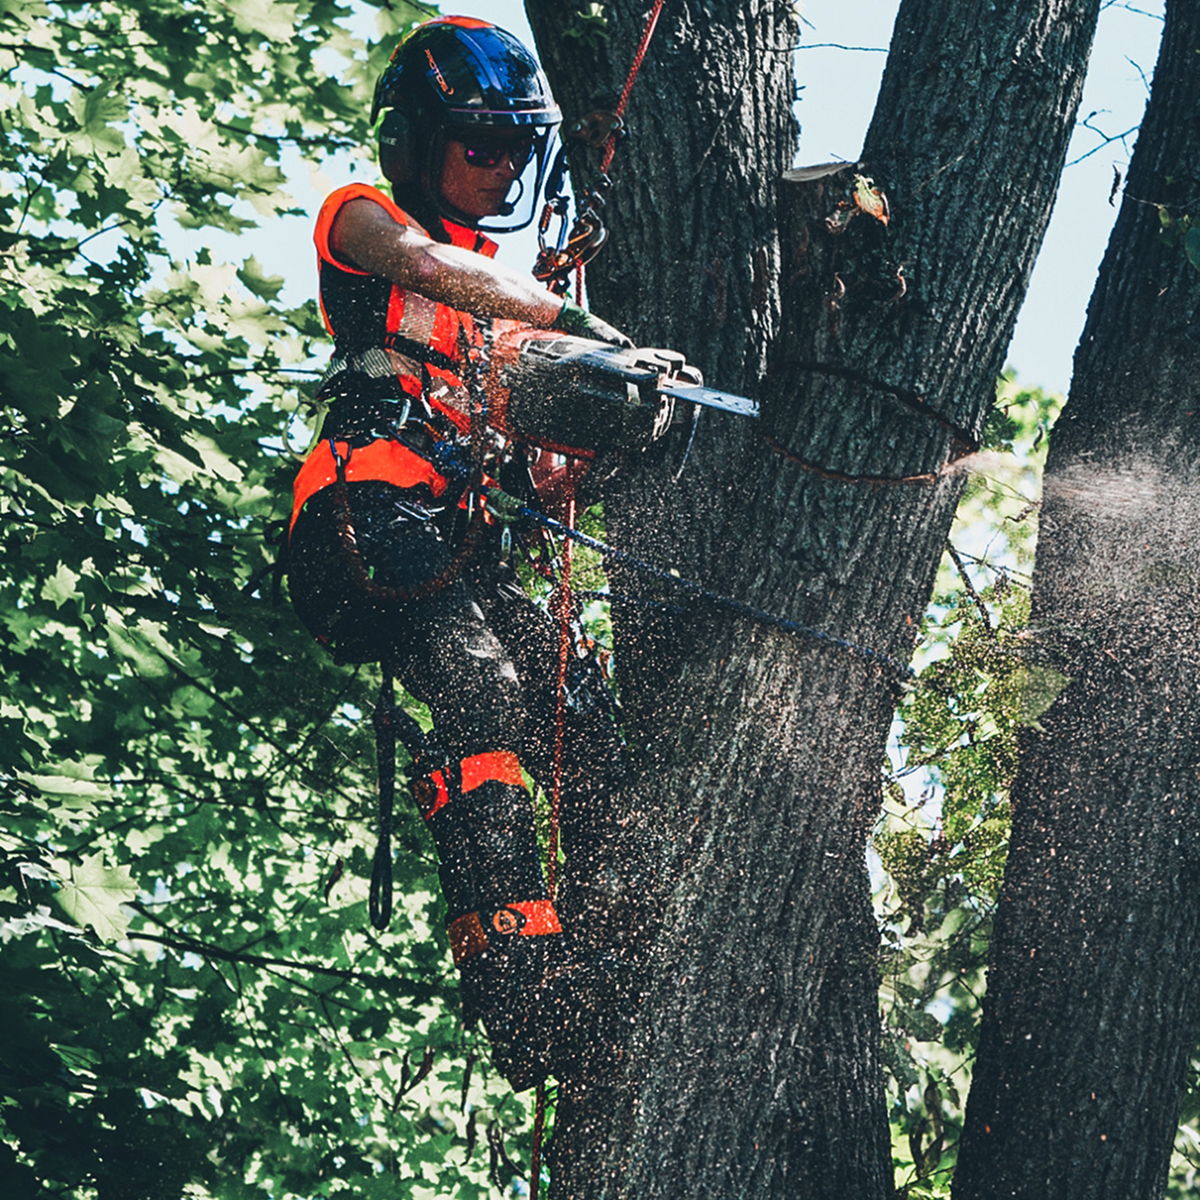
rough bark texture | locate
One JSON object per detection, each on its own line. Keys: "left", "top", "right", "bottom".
{"left": 955, "top": 4, "right": 1200, "bottom": 1197}
{"left": 521, "top": 3, "right": 1101, "bottom": 1197}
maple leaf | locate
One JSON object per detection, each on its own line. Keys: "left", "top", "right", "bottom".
{"left": 55, "top": 854, "right": 139, "bottom": 942}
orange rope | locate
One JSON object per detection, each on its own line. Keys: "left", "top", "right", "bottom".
{"left": 547, "top": 495, "right": 575, "bottom": 897}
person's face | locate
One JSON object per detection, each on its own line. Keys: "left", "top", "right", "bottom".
{"left": 437, "top": 130, "right": 535, "bottom": 221}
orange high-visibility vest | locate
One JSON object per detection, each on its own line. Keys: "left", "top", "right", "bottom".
{"left": 312, "top": 182, "right": 499, "bottom": 434}
{"left": 290, "top": 186, "right": 502, "bottom": 534}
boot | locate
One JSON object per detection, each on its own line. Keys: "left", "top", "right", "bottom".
{"left": 455, "top": 914, "right": 583, "bottom": 1090}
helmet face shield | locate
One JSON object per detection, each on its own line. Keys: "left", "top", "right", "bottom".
{"left": 373, "top": 18, "right": 561, "bottom": 231}
{"left": 437, "top": 124, "right": 554, "bottom": 234}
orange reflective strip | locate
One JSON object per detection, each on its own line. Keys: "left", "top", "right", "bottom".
{"left": 418, "top": 753, "right": 522, "bottom": 822}
{"left": 440, "top": 15, "right": 492, "bottom": 29}
{"left": 315, "top": 183, "right": 415, "bottom": 274}
{"left": 448, "top": 900, "right": 562, "bottom": 965}
{"left": 386, "top": 283, "right": 405, "bottom": 337}
{"left": 502, "top": 900, "right": 562, "bottom": 937}
{"left": 441, "top": 218, "right": 499, "bottom": 257}
{"left": 429, "top": 301, "right": 460, "bottom": 361}
{"left": 289, "top": 438, "right": 448, "bottom": 534}
{"left": 460, "top": 750, "right": 524, "bottom": 793}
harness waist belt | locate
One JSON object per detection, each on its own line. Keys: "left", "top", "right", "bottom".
{"left": 289, "top": 437, "right": 449, "bottom": 535}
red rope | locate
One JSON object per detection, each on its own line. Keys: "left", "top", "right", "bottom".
{"left": 547, "top": 495, "right": 575, "bottom": 897}
{"left": 599, "top": 0, "right": 667, "bottom": 174}
{"left": 543, "top": 0, "right": 668, "bottom": 888}
{"left": 530, "top": 1086, "right": 549, "bottom": 1200}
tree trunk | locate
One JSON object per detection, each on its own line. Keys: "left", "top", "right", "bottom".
{"left": 523, "top": 3, "right": 1101, "bottom": 1196}
{"left": 955, "top": 4, "right": 1200, "bottom": 1197}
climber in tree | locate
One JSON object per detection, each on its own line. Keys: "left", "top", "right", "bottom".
{"left": 286, "top": 16, "right": 626, "bottom": 1091}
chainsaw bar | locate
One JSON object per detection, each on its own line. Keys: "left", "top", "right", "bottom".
{"left": 659, "top": 382, "right": 760, "bottom": 420}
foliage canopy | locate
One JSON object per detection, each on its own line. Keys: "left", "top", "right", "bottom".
{"left": 2, "top": 2, "right": 539, "bottom": 1196}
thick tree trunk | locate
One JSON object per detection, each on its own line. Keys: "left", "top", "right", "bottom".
{"left": 524, "top": 3, "right": 1100, "bottom": 1197}
{"left": 955, "top": 4, "right": 1200, "bottom": 1197}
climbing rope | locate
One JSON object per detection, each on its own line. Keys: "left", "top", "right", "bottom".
{"left": 529, "top": 7, "right": 670, "bottom": 1190}
{"left": 761, "top": 360, "right": 981, "bottom": 485}
{"left": 534, "top": 0, "right": 666, "bottom": 291}
{"left": 599, "top": 0, "right": 667, "bottom": 175}
{"left": 528, "top": 492, "right": 575, "bottom": 1200}
{"left": 546, "top": 496, "right": 576, "bottom": 899}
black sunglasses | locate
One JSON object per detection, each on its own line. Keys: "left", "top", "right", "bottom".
{"left": 459, "top": 135, "right": 536, "bottom": 171}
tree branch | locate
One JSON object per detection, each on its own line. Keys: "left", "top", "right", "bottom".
{"left": 947, "top": 543, "right": 993, "bottom": 631}
{"left": 127, "top": 928, "right": 418, "bottom": 991}
{"left": 208, "top": 119, "right": 358, "bottom": 151}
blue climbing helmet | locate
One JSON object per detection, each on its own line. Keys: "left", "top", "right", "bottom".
{"left": 371, "top": 16, "right": 561, "bottom": 233}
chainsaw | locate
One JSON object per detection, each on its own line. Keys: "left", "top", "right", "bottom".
{"left": 483, "top": 326, "right": 759, "bottom": 461}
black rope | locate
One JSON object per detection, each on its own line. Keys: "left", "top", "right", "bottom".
{"left": 485, "top": 492, "right": 914, "bottom": 679}
{"left": 369, "top": 663, "right": 396, "bottom": 931}
{"left": 368, "top": 669, "right": 448, "bottom": 932}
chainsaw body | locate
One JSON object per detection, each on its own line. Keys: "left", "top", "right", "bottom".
{"left": 486, "top": 328, "right": 704, "bottom": 459}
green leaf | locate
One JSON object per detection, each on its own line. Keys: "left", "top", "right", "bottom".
{"left": 39, "top": 561, "right": 80, "bottom": 607}
{"left": 55, "top": 854, "right": 138, "bottom": 942}
{"left": 19, "top": 768, "right": 111, "bottom": 811}
{"left": 1185, "top": 226, "right": 1200, "bottom": 272}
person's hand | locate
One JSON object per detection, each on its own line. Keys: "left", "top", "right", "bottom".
{"left": 482, "top": 486, "right": 526, "bottom": 524}
{"left": 553, "top": 300, "right": 634, "bottom": 347}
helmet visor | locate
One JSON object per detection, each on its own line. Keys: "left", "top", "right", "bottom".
{"left": 439, "top": 125, "right": 555, "bottom": 234}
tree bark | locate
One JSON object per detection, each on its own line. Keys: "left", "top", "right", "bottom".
{"left": 523, "top": 3, "right": 1101, "bottom": 1197}
{"left": 955, "top": 4, "right": 1200, "bottom": 1197}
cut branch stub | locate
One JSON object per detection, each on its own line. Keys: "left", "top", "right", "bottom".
{"left": 768, "top": 163, "right": 962, "bottom": 482}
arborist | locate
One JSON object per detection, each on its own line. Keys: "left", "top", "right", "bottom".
{"left": 286, "top": 16, "right": 630, "bottom": 1091}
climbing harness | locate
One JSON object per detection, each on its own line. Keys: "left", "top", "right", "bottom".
{"left": 326, "top": 438, "right": 486, "bottom": 606}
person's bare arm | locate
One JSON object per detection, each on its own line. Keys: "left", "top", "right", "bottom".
{"left": 330, "top": 197, "right": 565, "bottom": 326}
